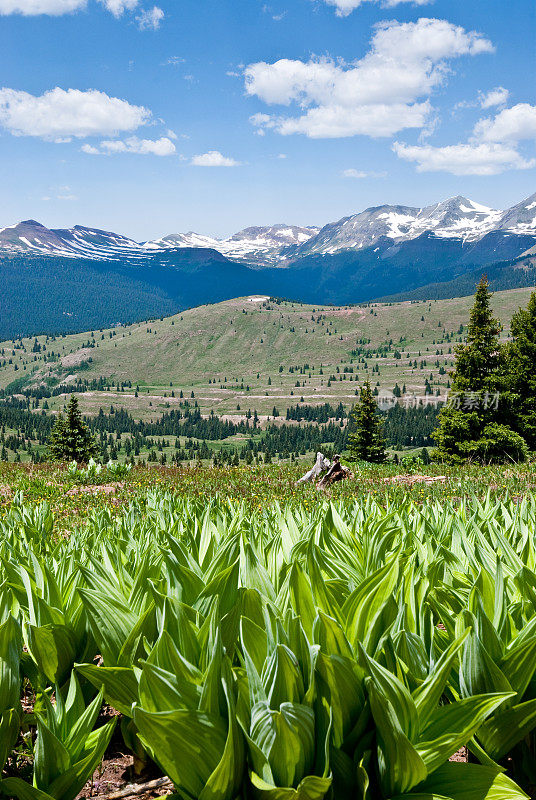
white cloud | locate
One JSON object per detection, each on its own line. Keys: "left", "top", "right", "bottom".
{"left": 0, "top": 87, "right": 150, "bottom": 139}
{"left": 136, "top": 4, "right": 163, "bottom": 29}
{"left": 82, "top": 136, "right": 176, "bottom": 155}
{"left": 99, "top": 0, "right": 137, "bottom": 16}
{"left": 396, "top": 98, "right": 536, "bottom": 176}
{"left": 276, "top": 102, "right": 431, "bottom": 138}
{"left": 245, "top": 18, "right": 493, "bottom": 138}
{"left": 479, "top": 86, "right": 509, "bottom": 109}
{"left": 80, "top": 144, "right": 101, "bottom": 154}
{"left": 262, "top": 4, "right": 287, "bottom": 20}
{"left": 191, "top": 150, "right": 241, "bottom": 167}
{"left": 0, "top": 0, "right": 142, "bottom": 13}
{"left": 0, "top": 0, "right": 85, "bottom": 13}
{"left": 0, "top": 0, "right": 167, "bottom": 25}
{"left": 42, "top": 184, "right": 77, "bottom": 200}
{"left": 321, "top": 0, "right": 433, "bottom": 17}
{"left": 473, "top": 103, "right": 536, "bottom": 143}
{"left": 393, "top": 141, "right": 535, "bottom": 175}
{"left": 162, "top": 56, "right": 185, "bottom": 67}
{"left": 453, "top": 86, "right": 509, "bottom": 114}
{"left": 342, "top": 168, "right": 387, "bottom": 178}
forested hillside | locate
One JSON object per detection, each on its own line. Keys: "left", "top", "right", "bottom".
{"left": 1, "top": 289, "right": 532, "bottom": 419}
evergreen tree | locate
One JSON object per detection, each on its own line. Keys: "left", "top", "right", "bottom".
{"left": 450, "top": 277, "right": 502, "bottom": 393}
{"left": 48, "top": 395, "right": 99, "bottom": 463}
{"left": 433, "top": 278, "right": 526, "bottom": 463}
{"left": 504, "top": 291, "right": 536, "bottom": 450}
{"left": 347, "top": 380, "right": 386, "bottom": 462}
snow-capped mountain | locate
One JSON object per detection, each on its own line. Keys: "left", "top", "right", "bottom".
{"left": 0, "top": 220, "right": 147, "bottom": 260}
{"left": 1, "top": 193, "right": 535, "bottom": 266}
{"left": 147, "top": 224, "right": 320, "bottom": 265}
{"left": 0, "top": 220, "right": 319, "bottom": 265}
{"left": 493, "top": 193, "right": 536, "bottom": 236}
{"left": 292, "top": 196, "right": 507, "bottom": 258}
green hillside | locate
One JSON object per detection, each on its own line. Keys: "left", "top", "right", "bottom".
{"left": 1, "top": 288, "right": 533, "bottom": 419}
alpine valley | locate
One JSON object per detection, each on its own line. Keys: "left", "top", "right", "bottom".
{"left": 2, "top": 192, "right": 536, "bottom": 338}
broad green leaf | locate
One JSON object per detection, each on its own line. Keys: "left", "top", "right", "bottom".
{"left": 360, "top": 648, "right": 419, "bottom": 741}
{"left": 240, "top": 616, "right": 268, "bottom": 675}
{"left": 0, "top": 615, "right": 22, "bottom": 711}
{"left": 47, "top": 719, "right": 116, "bottom": 800}
{"left": 133, "top": 706, "right": 228, "bottom": 797}
{"left": 288, "top": 563, "right": 317, "bottom": 641}
{"left": 64, "top": 686, "right": 106, "bottom": 764}
{"left": 417, "top": 693, "right": 513, "bottom": 774}
{"left": 367, "top": 679, "right": 427, "bottom": 796}
{"left": 77, "top": 588, "right": 138, "bottom": 666}
{"left": 197, "top": 559, "right": 240, "bottom": 619}
{"left": 250, "top": 701, "right": 315, "bottom": 790}
{"left": 75, "top": 663, "right": 139, "bottom": 716}
{"left": 138, "top": 661, "right": 200, "bottom": 712}
{"left": 460, "top": 630, "right": 512, "bottom": 699}
{"left": 0, "top": 778, "right": 54, "bottom": 800}
{"left": 249, "top": 771, "right": 332, "bottom": 799}
{"left": 0, "top": 708, "right": 21, "bottom": 772}
{"left": 199, "top": 666, "right": 245, "bottom": 800}
{"left": 500, "top": 636, "right": 536, "bottom": 699}
{"left": 262, "top": 645, "right": 305, "bottom": 710}
{"left": 413, "top": 631, "right": 469, "bottom": 731}
{"left": 476, "top": 698, "right": 536, "bottom": 761}
{"left": 26, "top": 625, "right": 76, "bottom": 686}
{"left": 343, "top": 557, "right": 399, "bottom": 653}
{"left": 33, "top": 717, "right": 71, "bottom": 793}
{"left": 313, "top": 611, "right": 353, "bottom": 660}
{"left": 415, "top": 762, "right": 528, "bottom": 800}
{"left": 315, "top": 651, "right": 365, "bottom": 748}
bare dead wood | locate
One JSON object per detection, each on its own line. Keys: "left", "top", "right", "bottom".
{"left": 90, "top": 777, "right": 173, "bottom": 800}
{"left": 316, "top": 455, "right": 353, "bottom": 489}
{"left": 296, "top": 452, "right": 331, "bottom": 484}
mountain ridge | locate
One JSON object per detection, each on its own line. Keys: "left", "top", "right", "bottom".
{"left": 2, "top": 192, "right": 535, "bottom": 267}
{"left": 1, "top": 191, "right": 535, "bottom": 339}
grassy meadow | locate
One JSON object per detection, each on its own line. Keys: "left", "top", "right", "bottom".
{"left": 1, "top": 287, "right": 536, "bottom": 799}
{"left": 1, "top": 288, "right": 533, "bottom": 420}
{"left": 1, "top": 460, "right": 535, "bottom": 529}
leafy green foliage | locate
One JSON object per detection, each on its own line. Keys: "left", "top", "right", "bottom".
{"left": 1, "top": 673, "right": 115, "bottom": 800}
{"left": 1, "top": 493, "right": 536, "bottom": 797}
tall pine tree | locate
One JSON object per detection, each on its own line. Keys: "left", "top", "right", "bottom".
{"left": 48, "top": 395, "right": 99, "bottom": 463}
{"left": 450, "top": 276, "right": 502, "bottom": 393}
{"left": 433, "top": 277, "right": 527, "bottom": 463}
{"left": 347, "top": 380, "right": 386, "bottom": 462}
{"left": 505, "top": 290, "right": 536, "bottom": 450}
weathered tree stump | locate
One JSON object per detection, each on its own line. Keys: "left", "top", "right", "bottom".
{"left": 316, "top": 455, "right": 353, "bottom": 489}
{"left": 296, "top": 452, "right": 331, "bottom": 484}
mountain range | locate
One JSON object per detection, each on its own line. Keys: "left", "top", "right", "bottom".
{"left": 1, "top": 192, "right": 536, "bottom": 339}
{"left": 0, "top": 219, "right": 319, "bottom": 265}
{"left": 2, "top": 194, "right": 535, "bottom": 265}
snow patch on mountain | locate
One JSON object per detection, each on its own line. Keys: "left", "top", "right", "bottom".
{"left": 294, "top": 196, "right": 515, "bottom": 258}
{"left": 1, "top": 194, "right": 535, "bottom": 265}
{"left": 150, "top": 224, "right": 320, "bottom": 264}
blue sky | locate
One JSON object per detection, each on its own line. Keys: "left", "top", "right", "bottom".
{"left": 0, "top": 0, "right": 535, "bottom": 239}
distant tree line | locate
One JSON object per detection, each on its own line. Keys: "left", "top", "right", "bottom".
{"left": 1, "top": 392, "right": 442, "bottom": 465}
